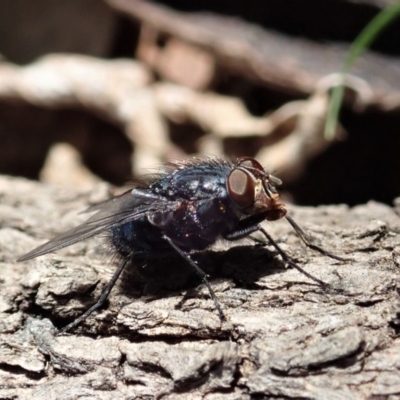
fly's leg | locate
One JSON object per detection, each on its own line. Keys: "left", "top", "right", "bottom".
{"left": 58, "top": 257, "right": 130, "bottom": 334}
{"left": 285, "top": 215, "right": 350, "bottom": 261}
{"left": 163, "top": 235, "right": 226, "bottom": 322}
{"left": 225, "top": 223, "right": 328, "bottom": 286}
{"left": 258, "top": 226, "right": 328, "bottom": 286}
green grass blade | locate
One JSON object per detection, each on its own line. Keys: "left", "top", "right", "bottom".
{"left": 325, "top": 2, "right": 400, "bottom": 140}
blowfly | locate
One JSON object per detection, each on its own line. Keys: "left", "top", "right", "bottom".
{"left": 18, "top": 157, "right": 346, "bottom": 333}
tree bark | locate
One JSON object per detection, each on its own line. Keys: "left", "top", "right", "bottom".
{"left": 0, "top": 175, "right": 399, "bottom": 399}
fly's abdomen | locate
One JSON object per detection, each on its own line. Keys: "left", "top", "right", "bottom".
{"left": 111, "top": 219, "right": 169, "bottom": 257}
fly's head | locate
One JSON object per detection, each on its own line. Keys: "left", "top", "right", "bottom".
{"left": 227, "top": 157, "right": 287, "bottom": 221}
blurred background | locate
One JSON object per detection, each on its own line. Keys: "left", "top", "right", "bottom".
{"left": 0, "top": 0, "right": 399, "bottom": 206}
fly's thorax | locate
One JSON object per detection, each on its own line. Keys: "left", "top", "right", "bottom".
{"left": 150, "top": 162, "right": 231, "bottom": 200}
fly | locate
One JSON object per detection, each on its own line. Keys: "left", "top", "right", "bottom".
{"left": 18, "top": 157, "right": 347, "bottom": 333}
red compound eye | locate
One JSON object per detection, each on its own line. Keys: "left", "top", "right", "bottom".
{"left": 227, "top": 168, "right": 255, "bottom": 209}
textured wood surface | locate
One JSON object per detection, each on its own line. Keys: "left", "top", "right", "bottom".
{"left": 0, "top": 175, "right": 399, "bottom": 399}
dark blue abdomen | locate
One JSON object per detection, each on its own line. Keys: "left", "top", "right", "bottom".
{"left": 111, "top": 218, "right": 170, "bottom": 257}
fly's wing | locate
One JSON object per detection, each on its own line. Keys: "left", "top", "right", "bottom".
{"left": 18, "top": 189, "right": 176, "bottom": 262}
